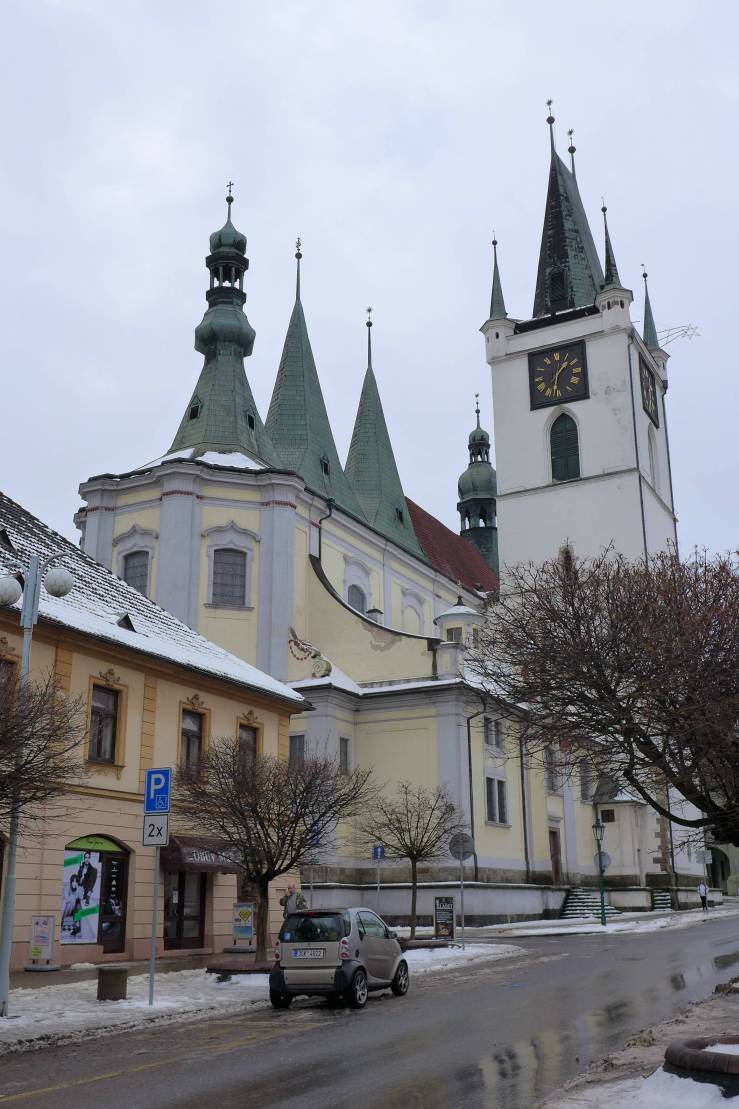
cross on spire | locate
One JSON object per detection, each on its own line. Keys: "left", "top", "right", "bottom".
{"left": 295, "top": 236, "right": 303, "bottom": 300}
{"left": 366, "top": 307, "right": 373, "bottom": 369}
{"left": 475, "top": 392, "right": 481, "bottom": 426}
{"left": 567, "top": 128, "right": 576, "bottom": 176}
{"left": 226, "top": 181, "right": 234, "bottom": 217}
{"left": 546, "top": 98, "right": 555, "bottom": 151}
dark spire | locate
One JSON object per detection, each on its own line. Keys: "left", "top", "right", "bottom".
{"left": 345, "top": 312, "right": 424, "bottom": 556}
{"left": 601, "top": 203, "right": 621, "bottom": 288}
{"left": 168, "top": 192, "right": 282, "bottom": 465}
{"left": 567, "top": 129, "right": 576, "bottom": 177}
{"left": 489, "top": 235, "right": 507, "bottom": 319}
{"left": 295, "top": 237, "right": 302, "bottom": 301}
{"left": 642, "top": 266, "right": 659, "bottom": 350}
{"left": 533, "top": 108, "right": 604, "bottom": 318}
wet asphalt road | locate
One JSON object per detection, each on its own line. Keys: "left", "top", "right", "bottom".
{"left": 2, "top": 915, "right": 739, "bottom": 1109}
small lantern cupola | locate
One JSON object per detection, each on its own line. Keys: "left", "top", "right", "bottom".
{"left": 457, "top": 397, "right": 499, "bottom": 576}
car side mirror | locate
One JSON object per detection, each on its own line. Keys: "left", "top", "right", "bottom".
{"left": 387, "top": 930, "right": 398, "bottom": 939}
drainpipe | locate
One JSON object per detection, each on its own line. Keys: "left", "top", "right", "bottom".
{"left": 519, "top": 731, "right": 532, "bottom": 883}
{"left": 466, "top": 710, "right": 483, "bottom": 882}
{"left": 665, "top": 784, "right": 679, "bottom": 908}
{"left": 316, "top": 498, "right": 334, "bottom": 562}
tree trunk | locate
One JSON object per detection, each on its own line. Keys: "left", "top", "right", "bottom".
{"left": 409, "top": 858, "right": 418, "bottom": 939}
{"left": 255, "top": 877, "right": 271, "bottom": 963}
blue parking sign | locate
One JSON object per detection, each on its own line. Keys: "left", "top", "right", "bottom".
{"left": 144, "top": 768, "right": 172, "bottom": 814}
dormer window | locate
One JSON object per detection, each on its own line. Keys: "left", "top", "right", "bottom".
{"left": 320, "top": 456, "right": 331, "bottom": 477}
{"left": 395, "top": 507, "right": 404, "bottom": 524}
{"left": 246, "top": 411, "right": 255, "bottom": 431}
{"left": 0, "top": 528, "right": 15, "bottom": 553}
{"left": 189, "top": 397, "right": 201, "bottom": 421}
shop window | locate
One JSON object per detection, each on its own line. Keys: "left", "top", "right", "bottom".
{"left": 180, "top": 710, "right": 204, "bottom": 774}
{"left": 212, "top": 548, "right": 248, "bottom": 606}
{"left": 122, "top": 550, "right": 149, "bottom": 596}
{"left": 289, "top": 734, "right": 305, "bottom": 767}
{"left": 339, "top": 736, "right": 351, "bottom": 776}
{"left": 89, "top": 685, "right": 119, "bottom": 763}
{"left": 238, "top": 723, "right": 258, "bottom": 773}
{"left": 61, "top": 837, "right": 128, "bottom": 953}
{"left": 164, "top": 870, "right": 207, "bottom": 950}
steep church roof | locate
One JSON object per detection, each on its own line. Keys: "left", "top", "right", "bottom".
{"left": 406, "top": 499, "right": 498, "bottom": 593}
{"left": 265, "top": 247, "right": 365, "bottom": 519}
{"left": 642, "top": 269, "right": 659, "bottom": 350}
{"left": 533, "top": 109, "right": 604, "bottom": 317}
{"left": 169, "top": 193, "right": 282, "bottom": 467}
{"left": 344, "top": 317, "right": 424, "bottom": 557}
{"left": 601, "top": 204, "right": 621, "bottom": 288}
{"left": 489, "top": 237, "right": 507, "bottom": 320}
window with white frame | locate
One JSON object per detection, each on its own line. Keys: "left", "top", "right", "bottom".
{"left": 122, "top": 550, "right": 149, "bottom": 596}
{"left": 484, "top": 717, "right": 504, "bottom": 749}
{"left": 289, "top": 734, "right": 305, "bottom": 767}
{"left": 446, "top": 626, "right": 462, "bottom": 643}
{"left": 347, "top": 584, "right": 367, "bottom": 614}
{"left": 544, "top": 747, "right": 561, "bottom": 793}
{"left": 114, "top": 524, "right": 157, "bottom": 594}
{"left": 203, "top": 521, "right": 257, "bottom": 608}
{"left": 343, "top": 557, "right": 372, "bottom": 616}
{"left": 579, "top": 756, "right": 593, "bottom": 801}
{"left": 339, "top": 736, "right": 351, "bottom": 776}
{"left": 485, "top": 775, "right": 508, "bottom": 824}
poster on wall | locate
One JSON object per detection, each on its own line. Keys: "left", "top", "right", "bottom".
{"left": 61, "top": 849, "right": 102, "bottom": 944}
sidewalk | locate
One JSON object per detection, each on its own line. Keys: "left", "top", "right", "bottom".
{"left": 10, "top": 952, "right": 213, "bottom": 991}
{"left": 481, "top": 906, "right": 739, "bottom": 939}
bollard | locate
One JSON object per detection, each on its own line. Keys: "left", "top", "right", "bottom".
{"left": 97, "top": 965, "right": 128, "bottom": 1001}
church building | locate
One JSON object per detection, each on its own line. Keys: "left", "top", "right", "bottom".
{"left": 75, "top": 113, "right": 707, "bottom": 920}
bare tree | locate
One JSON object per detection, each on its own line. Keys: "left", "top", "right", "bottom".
{"left": 176, "top": 741, "right": 375, "bottom": 961}
{"left": 359, "top": 783, "right": 465, "bottom": 938}
{"left": 0, "top": 668, "right": 86, "bottom": 827}
{"left": 468, "top": 548, "right": 739, "bottom": 844}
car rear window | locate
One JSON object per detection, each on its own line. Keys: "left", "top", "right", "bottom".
{"left": 280, "top": 913, "right": 345, "bottom": 942}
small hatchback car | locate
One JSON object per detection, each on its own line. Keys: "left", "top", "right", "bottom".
{"left": 269, "top": 907, "right": 410, "bottom": 1009}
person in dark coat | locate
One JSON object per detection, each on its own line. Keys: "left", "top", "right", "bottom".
{"left": 76, "top": 852, "right": 98, "bottom": 905}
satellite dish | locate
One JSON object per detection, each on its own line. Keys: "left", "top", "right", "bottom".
{"left": 449, "top": 832, "right": 474, "bottom": 861}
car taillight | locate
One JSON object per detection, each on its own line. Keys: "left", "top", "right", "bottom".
{"left": 274, "top": 939, "right": 281, "bottom": 962}
{"left": 339, "top": 937, "right": 350, "bottom": 960}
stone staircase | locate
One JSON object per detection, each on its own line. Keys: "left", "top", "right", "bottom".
{"left": 651, "top": 889, "right": 673, "bottom": 912}
{"left": 561, "top": 887, "right": 620, "bottom": 919}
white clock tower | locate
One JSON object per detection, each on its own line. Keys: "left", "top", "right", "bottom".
{"left": 482, "top": 111, "right": 678, "bottom": 573}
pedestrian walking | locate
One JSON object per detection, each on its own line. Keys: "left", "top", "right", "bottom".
{"left": 697, "top": 880, "right": 708, "bottom": 911}
{"left": 279, "top": 883, "right": 307, "bottom": 917}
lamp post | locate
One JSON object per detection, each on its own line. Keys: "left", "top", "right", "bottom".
{"left": 0, "top": 553, "right": 74, "bottom": 1017}
{"left": 592, "top": 817, "right": 607, "bottom": 927}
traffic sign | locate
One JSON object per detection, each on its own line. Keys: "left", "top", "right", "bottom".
{"left": 144, "top": 768, "right": 172, "bottom": 814}
{"left": 372, "top": 844, "right": 385, "bottom": 862}
{"left": 143, "top": 813, "right": 170, "bottom": 847}
{"left": 594, "top": 851, "right": 612, "bottom": 872}
{"left": 449, "top": 832, "right": 474, "bottom": 861}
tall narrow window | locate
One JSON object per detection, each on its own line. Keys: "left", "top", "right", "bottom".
{"left": 485, "top": 776, "right": 497, "bottom": 822}
{"left": 545, "top": 747, "right": 560, "bottom": 793}
{"left": 122, "top": 550, "right": 149, "bottom": 596}
{"left": 496, "top": 779, "right": 508, "bottom": 825}
{"left": 484, "top": 717, "right": 504, "bottom": 748}
{"left": 347, "top": 584, "right": 366, "bottom": 615}
{"left": 90, "top": 685, "right": 119, "bottom": 763}
{"left": 550, "top": 414, "right": 580, "bottom": 482}
{"left": 579, "top": 756, "right": 593, "bottom": 801}
{"left": 180, "top": 710, "right": 204, "bottom": 774}
{"left": 289, "top": 734, "right": 305, "bottom": 767}
{"left": 238, "top": 724, "right": 258, "bottom": 773}
{"left": 212, "top": 549, "right": 247, "bottom": 606}
{"left": 339, "top": 736, "right": 350, "bottom": 776}
{"left": 0, "top": 659, "right": 15, "bottom": 685}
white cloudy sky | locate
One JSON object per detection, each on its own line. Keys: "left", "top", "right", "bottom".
{"left": 1, "top": 1, "right": 736, "bottom": 555}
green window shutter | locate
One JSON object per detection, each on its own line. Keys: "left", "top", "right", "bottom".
{"left": 551, "top": 414, "right": 580, "bottom": 482}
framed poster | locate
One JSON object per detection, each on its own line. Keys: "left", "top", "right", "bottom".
{"left": 61, "top": 849, "right": 102, "bottom": 944}
{"left": 434, "top": 895, "right": 455, "bottom": 940}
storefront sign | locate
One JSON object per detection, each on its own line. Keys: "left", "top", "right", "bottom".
{"left": 29, "top": 915, "right": 55, "bottom": 961}
{"left": 233, "top": 902, "right": 256, "bottom": 947}
{"left": 434, "top": 895, "right": 455, "bottom": 940}
{"left": 61, "top": 849, "right": 102, "bottom": 944}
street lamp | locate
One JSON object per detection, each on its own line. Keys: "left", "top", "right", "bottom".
{"left": 0, "top": 552, "right": 73, "bottom": 1017}
{"left": 592, "top": 817, "right": 607, "bottom": 927}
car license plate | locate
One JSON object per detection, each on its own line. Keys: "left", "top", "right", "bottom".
{"left": 292, "top": 948, "right": 325, "bottom": 959}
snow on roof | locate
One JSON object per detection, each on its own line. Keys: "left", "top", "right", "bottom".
{"left": 136, "top": 448, "right": 267, "bottom": 473}
{"left": 0, "top": 491, "right": 305, "bottom": 707}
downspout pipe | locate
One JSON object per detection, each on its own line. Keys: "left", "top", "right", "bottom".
{"left": 519, "top": 730, "right": 532, "bottom": 883}
{"left": 316, "top": 498, "right": 334, "bottom": 562}
{"left": 466, "top": 710, "right": 484, "bottom": 881}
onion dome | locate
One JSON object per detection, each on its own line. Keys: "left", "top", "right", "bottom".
{"left": 209, "top": 190, "right": 247, "bottom": 254}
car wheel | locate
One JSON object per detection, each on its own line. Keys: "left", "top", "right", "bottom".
{"left": 391, "top": 960, "right": 409, "bottom": 997}
{"left": 346, "top": 969, "right": 368, "bottom": 1009}
{"left": 270, "top": 989, "right": 293, "bottom": 1009}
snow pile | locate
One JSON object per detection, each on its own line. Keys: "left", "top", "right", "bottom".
{"left": 0, "top": 943, "right": 525, "bottom": 1054}
{"left": 548, "top": 1068, "right": 729, "bottom": 1107}
{"left": 704, "top": 1041, "right": 739, "bottom": 1054}
{"left": 498, "top": 907, "right": 739, "bottom": 938}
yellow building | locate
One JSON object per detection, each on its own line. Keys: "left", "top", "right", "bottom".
{"left": 0, "top": 490, "right": 305, "bottom": 968}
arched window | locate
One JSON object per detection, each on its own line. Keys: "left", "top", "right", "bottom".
{"left": 122, "top": 550, "right": 149, "bottom": 596}
{"left": 348, "top": 584, "right": 367, "bottom": 614}
{"left": 550, "top": 414, "right": 580, "bottom": 482}
{"left": 648, "top": 426, "right": 659, "bottom": 494}
{"left": 212, "top": 548, "right": 247, "bottom": 606}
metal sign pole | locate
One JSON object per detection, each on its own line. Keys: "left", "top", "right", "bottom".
{"left": 148, "top": 845, "right": 159, "bottom": 1007}
{"left": 309, "top": 864, "right": 314, "bottom": 908}
{"left": 459, "top": 852, "right": 466, "bottom": 950}
{"left": 377, "top": 859, "right": 381, "bottom": 915}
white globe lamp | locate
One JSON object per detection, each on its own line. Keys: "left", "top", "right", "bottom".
{"left": 44, "top": 566, "right": 74, "bottom": 598}
{"left": 0, "top": 575, "right": 22, "bottom": 607}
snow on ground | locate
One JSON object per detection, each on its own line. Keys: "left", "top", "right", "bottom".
{"left": 704, "top": 1041, "right": 739, "bottom": 1054}
{"left": 548, "top": 1068, "right": 729, "bottom": 1107}
{"left": 0, "top": 943, "right": 524, "bottom": 1054}
{"left": 495, "top": 907, "right": 739, "bottom": 938}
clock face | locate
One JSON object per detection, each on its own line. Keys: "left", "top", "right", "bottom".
{"left": 639, "top": 357, "right": 660, "bottom": 427}
{"left": 528, "top": 341, "right": 589, "bottom": 409}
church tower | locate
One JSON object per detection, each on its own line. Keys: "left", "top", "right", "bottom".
{"left": 481, "top": 107, "right": 678, "bottom": 572}
{"left": 457, "top": 396, "right": 499, "bottom": 577}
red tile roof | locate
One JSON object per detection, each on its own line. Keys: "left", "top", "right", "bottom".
{"left": 406, "top": 499, "right": 498, "bottom": 594}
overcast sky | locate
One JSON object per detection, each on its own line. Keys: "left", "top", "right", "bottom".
{"left": 2, "top": 1, "right": 736, "bottom": 557}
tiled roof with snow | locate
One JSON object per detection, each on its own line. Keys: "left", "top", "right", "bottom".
{"left": 406, "top": 499, "right": 498, "bottom": 594}
{"left": 0, "top": 491, "right": 305, "bottom": 708}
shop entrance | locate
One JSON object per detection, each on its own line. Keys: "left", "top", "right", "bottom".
{"left": 163, "top": 871, "right": 207, "bottom": 949}
{"left": 61, "top": 836, "right": 129, "bottom": 954}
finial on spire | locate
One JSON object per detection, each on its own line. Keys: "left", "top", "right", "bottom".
{"left": 295, "top": 236, "right": 302, "bottom": 300}
{"left": 567, "top": 129, "right": 576, "bottom": 176}
{"left": 546, "top": 99, "right": 555, "bottom": 152}
{"left": 474, "top": 392, "right": 481, "bottom": 427}
{"left": 366, "top": 306, "right": 373, "bottom": 369}
{"left": 226, "top": 180, "right": 234, "bottom": 218}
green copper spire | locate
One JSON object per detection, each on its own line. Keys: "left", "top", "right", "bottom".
{"left": 642, "top": 267, "right": 659, "bottom": 350}
{"left": 457, "top": 395, "right": 498, "bottom": 576}
{"left": 345, "top": 311, "right": 425, "bottom": 557}
{"left": 489, "top": 236, "right": 507, "bottom": 320}
{"left": 601, "top": 204, "right": 621, "bottom": 288}
{"left": 169, "top": 188, "right": 282, "bottom": 464}
{"left": 533, "top": 103, "right": 604, "bottom": 317}
{"left": 266, "top": 244, "right": 365, "bottom": 518}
